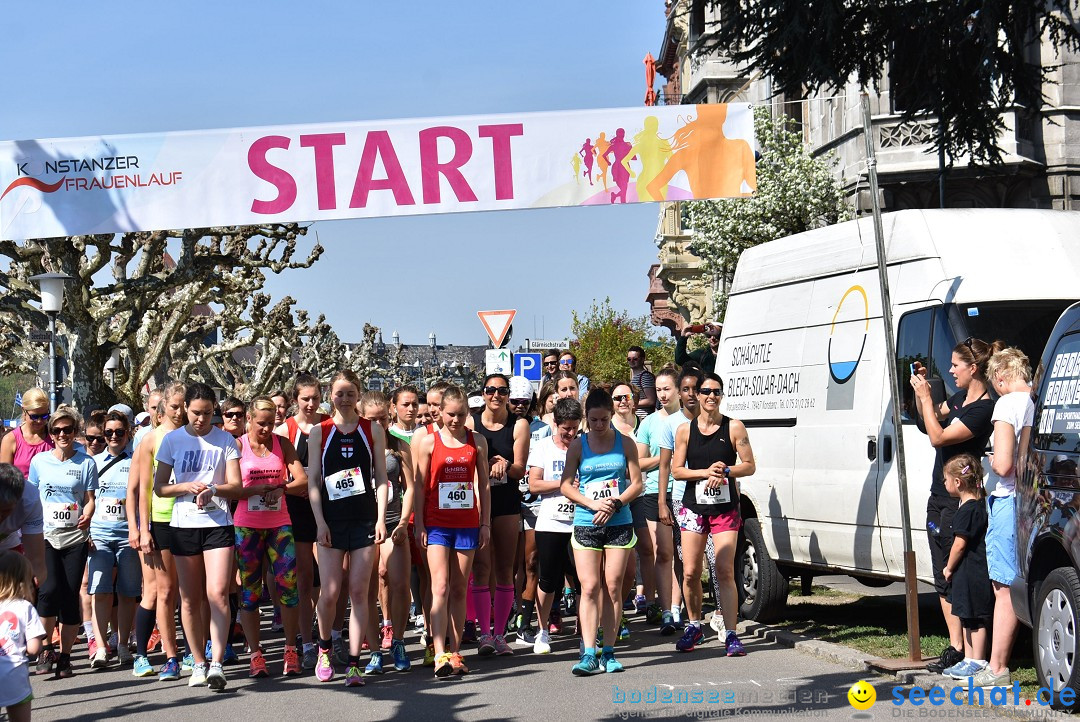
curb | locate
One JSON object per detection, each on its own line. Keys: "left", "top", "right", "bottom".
{"left": 736, "top": 619, "right": 1071, "bottom": 721}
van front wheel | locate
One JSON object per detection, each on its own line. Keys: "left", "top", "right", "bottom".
{"left": 1034, "top": 567, "right": 1080, "bottom": 710}
{"left": 737, "top": 517, "right": 788, "bottom": 622}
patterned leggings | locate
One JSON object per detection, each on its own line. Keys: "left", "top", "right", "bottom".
{"left": 670, "top": 498, "right": 723, "bottom": 607}
{"left": 235, "top": 526, "right": 298, "bottom": 610}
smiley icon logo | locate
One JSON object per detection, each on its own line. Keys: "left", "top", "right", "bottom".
{"left": 847, "top": 680, "right": 876, "bottom": 710}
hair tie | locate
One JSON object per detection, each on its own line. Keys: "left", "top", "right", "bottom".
{"left": 961, "top": 465, "right": 971, "bottom": 474}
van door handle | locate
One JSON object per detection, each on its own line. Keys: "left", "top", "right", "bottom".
{"left": 867, "top": 437, "right": 877, "bottom": 461}
{"left": 883, "top": 436, "right": 893, "bottom": 463}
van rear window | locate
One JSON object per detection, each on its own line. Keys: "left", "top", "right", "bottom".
{"left": 1035, "top": 333, "right": 1080, "bottom": 454}
{"left": 959, "top": 301, "right": 1072, "bottom": 365}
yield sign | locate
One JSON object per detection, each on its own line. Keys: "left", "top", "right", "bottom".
{"left": 477, "top": 309, "right": 516, "bottom": 348}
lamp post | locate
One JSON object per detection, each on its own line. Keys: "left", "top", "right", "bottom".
{"left": 29, "top": 272, "right": 72, "bottom": 413}
{"left": 104, "top": 347, "right": 122, "bottom": 389}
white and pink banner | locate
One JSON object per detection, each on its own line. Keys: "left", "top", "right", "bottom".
{"left": 0, "top": 104, "right": 756, "bottom": 240}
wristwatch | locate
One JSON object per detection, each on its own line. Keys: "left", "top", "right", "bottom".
{"left": 611, "top": 498, "right": 624, "bottom": 513}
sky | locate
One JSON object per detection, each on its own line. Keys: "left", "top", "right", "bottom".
{"left": 0, "top": 1, "right": 668, "bottom": 347}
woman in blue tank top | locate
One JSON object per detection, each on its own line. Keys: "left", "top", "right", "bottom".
{"left": 560, "top": 388, "right": 642, "bottom": 677}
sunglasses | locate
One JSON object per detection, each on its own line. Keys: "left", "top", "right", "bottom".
{"left": 509, "top": 398, "right": 531, "bottom": 405}
{"left": 612, "top": 394, "right": 631, "bottom": 402}
{"left": 558, "top": 360, "right": 573, "bottom": 366}
{"left": 84, "top": 435, "right": 106, "bottom": 445}
{"left": 222, "top": 411, "right": 245, "bottom": 419}
{"left": 483, "top": 386, "right": 510, "bottom": 397}
{"left": 543, "top": 361, "right": 558, "bottom": 367}
{"left": 27, "top": 413, "right": 50, "bottom": 421}
{"left": 103, "top": 429, "right": 126, "bottom": 438}
{"left": 698, "top": 387, "right": 723, "bottom": 396}
{"left": 627, "top": 356, "right": 641, "bottom": 362}
{"left": 51, "top": 425, "right": 75, "bottom": 436}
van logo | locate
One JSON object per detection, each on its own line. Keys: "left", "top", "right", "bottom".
{"left": 827, "top": 285, "right": 869, "bottom": 385}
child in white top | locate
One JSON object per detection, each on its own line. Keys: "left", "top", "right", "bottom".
{"left": 0, "top": 550, "right": 46, "bottom": 722}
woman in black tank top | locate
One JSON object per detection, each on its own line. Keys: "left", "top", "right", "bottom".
{"left": 671, "top": 373, "right": 756, "bottom": 656}
{"left": 465, "top": 373, "right": 531, "bottom": 654}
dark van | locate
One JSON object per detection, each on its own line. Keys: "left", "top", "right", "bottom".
{"left": 1014, "top": 301, "right": 1080, "bottom": 705}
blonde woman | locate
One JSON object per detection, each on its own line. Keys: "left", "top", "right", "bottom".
{"left": 0, "top": 388, "right": 54, "bottom": 479}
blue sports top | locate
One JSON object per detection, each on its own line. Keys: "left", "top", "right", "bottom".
{"left": 573, "top": 431, "right": 631, "bottom": 528}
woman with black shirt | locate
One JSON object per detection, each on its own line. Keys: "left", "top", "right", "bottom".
{"left": 910, "top": 337, "right": 999, "bottom": 674}
{"left": 466, "top": 373, "right": 530, "bottom": 657}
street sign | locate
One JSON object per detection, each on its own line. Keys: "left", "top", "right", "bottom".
{"left": 513, "top": 352, "right": 542, "bottom": 382}
{"left": 527, "top": 338, "right": 570, "bottom": 351}
{"left": 29, "top": 329, "right": 50, "bottom": 344}
{"left": 485, "top": 348, "right": 513, "bottom": 376}
{"left": 477, "top": 309, "right": 516, "bottom": 348}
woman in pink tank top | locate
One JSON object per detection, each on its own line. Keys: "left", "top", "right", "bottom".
{"left": 234, "top": 396, "right": 308, "bottom": 679}
{"left": 0, "top": 388, "right": 54, "bottom": 478}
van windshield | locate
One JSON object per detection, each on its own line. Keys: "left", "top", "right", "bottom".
{"left": 955, "top": 301, "right": 1074, "bottom": 367}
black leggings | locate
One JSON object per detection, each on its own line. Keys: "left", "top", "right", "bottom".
{"left": 39, "top": 541, "right": 89, "bottom": 624}
{"left": 536, "top": 531, "right": 573, "bottom": 594}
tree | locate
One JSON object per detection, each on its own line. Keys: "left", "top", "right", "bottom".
{"left": 0, "top": 226, "right": 322, "bottom": 410}
{"left": 685, "top": 107, "right": 851, "bottom": 318}
{"left": 706, "top": 0, "right": 1080, "bottom": 164}
{"left": 570, "top": 298, "right": 675, "bottom": 385}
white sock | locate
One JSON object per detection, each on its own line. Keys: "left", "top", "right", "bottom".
{"left": 83, "top": 621, "right": 95, "bottom": 638}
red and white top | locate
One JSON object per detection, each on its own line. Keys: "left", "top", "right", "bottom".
{"left": 424, "top": 429, "right": 480, "bottom": 529}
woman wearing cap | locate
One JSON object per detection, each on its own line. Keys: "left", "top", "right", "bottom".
{"left": 466, "top": 374, "right": 530, "bottom": 657}
{"left": 29, "top": 406, "right": 98, "bottom": 678}
{"left": 1, "top": 387, "right": 54, "bottom": 479}
{"left": 507, "top": 376, "right": 541, "bottom": 644}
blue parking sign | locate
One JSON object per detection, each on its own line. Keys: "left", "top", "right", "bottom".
{"left": 513, "top": 352, "right": 542, "bottom": 382}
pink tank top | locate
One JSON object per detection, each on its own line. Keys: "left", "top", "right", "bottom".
{"left": 233, "top": 435, "right": 290, "bottom": 529}
{"left": 12, "top": 426, "right": 54, "bottom": 479}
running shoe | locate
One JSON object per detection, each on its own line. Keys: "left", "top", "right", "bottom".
{"left": 390, "top": 639, "right": 411, "bottom": 671}
{"left": 414, "top": 614, "right": 426, "bottom": 632}
{"left": 207, "top": 662, "right": 227, "bottom": 690}
{"left": 133, "top": 654, "right": 154, "bottom": 677}
{"left": 622, "top": 595, "right": 636, "bottom": 611}
{"left": 601, "top": 652, "right": 624, "bottom": 673}
{"left": 332, "top": 636, "right": 348, "bottom": 665}
{"left": 380, "top": 625, "right": 394, "bottom": 651}
{"left": 549, "top": 611, "right": 562, "bottom": 635}
{"left": 533, "top": 629, "right": 552, "bottom": 655}
{"left": 515, "top": 627, "right": 537, "bottom": 647}
{"left": 181, "top": 653, "right": 195, "bottom": 672}
{"left": 361, "top": 637, "right": 370, "bottom": 652}
{"left": 271, "top": 607, "right": 283, "bottom": 632}
{"left": 117, "top": 646, "right": 134, "bottom": 665}
{"left": 660, "top": 611, "right": 677, "bottom": 636}
{"left": 54, "top": 657, "right": 74, "bottom": 679}
{"left": 315, "top": 650, "right": 335, "bottom": 682}
{"left": 87, "top": 637, "right": 99, "bottom": 660}
{"left": 188, "top": 663, "right": 208, "bottom": 687}
{"left": 562, "top": 587, "right": 577, "bottom": 617}
{"left": 634, "top": 594, "right": 647, "bottom": 615}
{"left": 35, "top": 647, "right": 56, "bottom": 675}
{"left": 108, "top": 632, "right": 119, "bottom": 655}
{"left": 128, "top": 630, "right": 137, "bottom": 652}
{"left": 148, "top": 627, "right": 161, "bottom": 653}
{"left": 645, "top": 602, "right": 664, "bottom": 625}
{"left": 725, "top": 631, "right": 747, "bottom": 657}
{"left": 946, "top": 659, "right": 984, "bottom": 680}
{"left": 493, "top": 635, "right": 514, "bottom": 656}
{"left": 223, "top": 643, "right": 240, "bottom": 665}
{"left": 423, "top": 641, "right": 436, "bottom": 667}
{"left": 157, "top": 657, "right": 180, "bottom": 681}
{"left": 91, "top": 648, "right": 109, "bottom": 669}
{"left": 710, "top": 612, "right": 727, "bottom": 635}
{"left": 478, "top": 634, "right": 496, "bottom": 656}
{"left": 971, "top": 665, "right": 1010, "bottom": 687}
{"left": 618, "top": 617, "right": 631, "bottom": 641}
{"left": 283, "top": 646, "right": 301, "bottom": 676}
{"left": 364, "top": 651, "right": 384, "bottom": 675}
{"left": 302, "top": 646, "right": 317, "bottom": 670}
{"left": 249, "top": 650, "right": 269, "bottom": 678}
{"left": 449, "top": 652, "right": 469, "bottom": 675}
{"left": 507, "top": 611, "right": 522, "bottom": 637}
{"left": 462, "top": 620, "right": 478, "bottom": 644}
{"left": 345, "top": 665, "right": 364, "bottom": 687}
{"left": 434, "top": 652, "right": 454, "bottom": 678}
{"left": 676, "top": 623, "right": 705, "bottom": 652}
{"left": 572, "top": 652, "right": 603, "bottom": 676}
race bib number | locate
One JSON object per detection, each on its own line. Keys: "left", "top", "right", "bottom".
{"left": 45, "top": 501, "right": 79, "bottom": 529}
{"left": 97, "top": 497, "right": 126, "bottom": 523}
{"left": 695, "top": 480, "right": 730, "bottom": 506}
{"left": 583, "top": 479, "right": 618, "bottom": 502}
{"left": 539, "top": 495, "right": 575, "bottom": 523}
{"left": 247, "top": 493, "right": 282, "bottom": 512}
{"left": 325, "top": 468, "right": 367, "bottom": 502}
{"left": 438, "top": 482, "right": 474, "bottom": 510}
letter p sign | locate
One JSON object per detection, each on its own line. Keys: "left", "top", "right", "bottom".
{"left": 514, "top": 352, "right": 542, "bottom": 382}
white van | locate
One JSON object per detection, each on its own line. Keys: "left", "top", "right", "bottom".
{"left": 716, "top": 208, "right": 1080, "bottom": 620}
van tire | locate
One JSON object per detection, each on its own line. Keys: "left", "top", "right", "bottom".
{"left": 1033, "top": 567, "right": 1080, "bottom": 710}
{"left": 737, "top": 517, "right": 788, "bottom": 622}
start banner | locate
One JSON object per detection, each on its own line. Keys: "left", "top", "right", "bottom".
{"left": 0, "top": 104, "right": 756, "bottom": 240}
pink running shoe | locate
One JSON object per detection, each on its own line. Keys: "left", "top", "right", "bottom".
{"left": 380, "top": 625, "right": 394, "bottom": 651}
{"left": 315, "top": 650, "right": 334, "bottom": 682}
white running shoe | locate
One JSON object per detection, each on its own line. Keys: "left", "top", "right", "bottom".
{"left": 188, "top": 663, "right": 207, "bottom": 687}
{"left": 533, "top": 629, "right": 552, "bottom": 655}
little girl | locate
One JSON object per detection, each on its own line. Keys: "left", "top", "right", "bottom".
{"left": 941, "top": 454, "right": 993, "bottom": 681}
{"left": 0, "top": 550, "right": 46, "bottom": 722}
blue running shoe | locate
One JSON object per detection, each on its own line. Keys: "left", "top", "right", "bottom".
{"left": 725, "top": 631, "right": 747, "bottom": 657}
{"left": 675, "top": 623, "right": 705, "bottom": 652}
{"left": 660, "top": 611, "right": 677, "bottom": 636}
{"left": 390, "top": 639, "right": 411, "bottom": 672}
{"left": 601, "top": 652, "right": 624, "bottom": 673}
{"left": 158, "top": 657, "right": 180, "bottom": 681}
{"left": 133, "top": 655, "right": 154, "bottom": 677}
{"left": 223, "top": 643, "right": 239, "bottom": 665}
{"left": 180, "top": 653, "right": 195, "bottom": 672}
{"left": 572, "top": 653, "right": 603, "bottom": 676}
{"left": 364, "top": 651, "right": 384, "bottom": 675}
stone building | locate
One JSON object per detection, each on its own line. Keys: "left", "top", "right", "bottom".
{"left": 648, "top": 0, "right": 1080, "bottom": 333}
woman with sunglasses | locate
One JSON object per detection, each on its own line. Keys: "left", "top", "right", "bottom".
{"left": 81, "top": 411, "right": 108, "bottom": 459}
{"left": 560, "top": 388, "right": 642, "bottom": 675}
{"left": 78, "top": 411, "right": 108, "bottom": 661}
{"left": 131, "top": 382, "right": 185, "bottom": 681}
{"left": 611, "top": 382, "right": 648, "bottom": 639}
{"left": 466, "top": 374, "right": 530, "bottom": 657}
{"left": 611, "top": 383, "right": 640, "bottom": 438}
{"left": 275, "top": 373, "right": 327, "bottom": 670}
{"left": 671, "top": 373, "right": 755, "bottom": 657}
{"left": 910, "top": 337, "right": 998, "bottom": 675}
{"left": 29, "top": 406, "right": 98, "bottom": 678}
{"left": 220, "top": 397, "right": 247, "bottom": 439}
{"left": 1, "top": 388, "right": 54, "bottom": 480}
{"left": 88, "top": 410, "right": 139, "bottom": 671}
{"left": 558, "top": 352, "right": 591, "bottom": 398}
